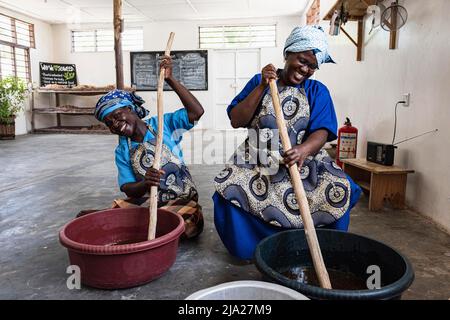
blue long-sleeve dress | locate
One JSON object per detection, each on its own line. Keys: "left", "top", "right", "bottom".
{"left": 213, "top": 74, "right": 361, "bottom": 260}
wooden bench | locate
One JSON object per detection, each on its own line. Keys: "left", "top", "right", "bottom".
{"left": 341, "top": 158, "right": 414, "bottom": 211}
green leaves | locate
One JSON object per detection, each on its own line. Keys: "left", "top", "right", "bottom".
{"left": 0, "top": 76, "right": 28, "bottom": 122}
{"left": 64, "top": 72, "right": 75, "bottom": 81}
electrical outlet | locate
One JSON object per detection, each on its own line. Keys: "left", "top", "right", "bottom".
{"left": 402, "top": 93, "right": 410, "bottom": 107}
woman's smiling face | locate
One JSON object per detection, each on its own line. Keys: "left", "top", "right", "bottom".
{"left": 103, "top": 107, "right": 137, "bottom": 137}
{"left": 283, "top": 50, "right": 318, "bottom": 86}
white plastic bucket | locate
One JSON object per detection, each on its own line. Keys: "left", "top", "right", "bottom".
{"left": 185, "top": 280, "right": 309, "bottom": 300}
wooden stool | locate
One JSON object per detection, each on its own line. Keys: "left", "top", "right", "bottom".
{"left": 341, "top": 158, "right": 414, "bottom": 211}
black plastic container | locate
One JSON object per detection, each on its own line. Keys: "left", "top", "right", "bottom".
{"left": 254, "top": 229, "right": 414, "bottom": 300}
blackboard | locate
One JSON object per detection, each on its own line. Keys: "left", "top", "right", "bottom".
{"left": 130, "top": 50, "right": 208, "bottom": 91}
{"left": 39, "top": 62, "right": 78, "bottom": 87}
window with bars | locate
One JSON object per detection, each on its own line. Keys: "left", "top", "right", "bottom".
{"left": 71, "top": 28, "right": 143, "bottom": 53}
{"left": 0, "top": 13, "right": 34, "bottom": 83}
{"left": 199, "top": 24, "right": 276, "bottom": 49}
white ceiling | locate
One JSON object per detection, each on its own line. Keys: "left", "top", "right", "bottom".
{"left": 0, "top": 0, "right": 314, "bottom": 24}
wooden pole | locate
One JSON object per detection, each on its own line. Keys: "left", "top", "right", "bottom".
{"left": 357, "top": 18, "right": 364, "bottom": 61}
{"left": 389, "top": 5, "right": 398, "bottom": 49}
{"left": 148, "top": 32, "right": 175, "bottom": 240}
{"left": 269, "top": 79, "right": 332, "bottom": 289}
{"left": 113, "top": 0, "right": 124, "bottom": 89}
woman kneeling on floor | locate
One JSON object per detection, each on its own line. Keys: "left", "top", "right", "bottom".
{"left": 85, "top": 55, "right": 204, "bottom": 239}
{"left": 213, "top": 26, "right": 362, "bottom": 259}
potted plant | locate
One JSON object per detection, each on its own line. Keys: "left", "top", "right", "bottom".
{"left": 0, "top": 76, "right": 28, "bottom": 140}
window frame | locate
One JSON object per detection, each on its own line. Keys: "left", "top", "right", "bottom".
{"left": 0, "top": 13, "right": 34, "bottom": 83}
{"left": 71, "top": 28, "right": 144, "bottom": 53}
{"left": 198, "top": 23, "right": 277, "bottom": 49}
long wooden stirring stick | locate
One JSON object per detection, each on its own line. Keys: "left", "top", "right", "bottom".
{"left": 269, "top": 79, "right": 332, "bottom": 289}
{"left": 148, "top": 32, "right": 175, "bottom": 240}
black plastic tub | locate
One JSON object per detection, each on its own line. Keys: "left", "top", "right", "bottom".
{"left": 254, "top": 229, "right": 414, "bottom": 300}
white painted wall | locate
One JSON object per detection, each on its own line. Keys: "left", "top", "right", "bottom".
{"left": 315, "top": 0, "right": 450, "bottom": 231}
{"left": 47, "top": 16, "right": 302, "bottom": 129}
{"left": 0, "top": 7, "right": 54, "bottom": 135}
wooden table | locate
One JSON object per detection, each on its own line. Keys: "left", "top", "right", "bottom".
{"left": 341, "top": 158, "right": 414, "bottom": 211}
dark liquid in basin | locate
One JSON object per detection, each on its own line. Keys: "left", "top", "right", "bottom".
{"left": 281, "top": 266, "right": 367, "bottom": 290}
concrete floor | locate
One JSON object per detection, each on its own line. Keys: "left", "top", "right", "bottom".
{"left": 0, "top": 134, "right": 449, "bottom": 300}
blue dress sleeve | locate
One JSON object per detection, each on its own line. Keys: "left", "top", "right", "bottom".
{"left": 115, "top": 139, "right": 137, "bottom": 189}
{"left": 163, "top": 108, "right": 194, "bottom": 143}
{"left": 226, "top": 74, "right": 262, "bottom": 119}
{"left": 305, "top": 81, "right": 338, "bottom": 142}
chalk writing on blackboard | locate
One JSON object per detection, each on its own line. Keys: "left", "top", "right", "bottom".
{"left": 39, "top": 62, "right": 78, "bottom": 87}
{"left": 130, "top": 50, "right": 208, "bottom": 91}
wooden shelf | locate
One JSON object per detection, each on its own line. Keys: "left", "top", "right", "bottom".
{"left": 355, "top": 180, "right": 370, "bottom": 191}
{"left": 37, "top": 87, "right": 134, "bottom": 95}
{"left": 324, "top": 0, "right": 400, "bottom": 59}
{"left": 36, "top": 88, "right": 111, "bottom": 96}
{"left": 324, "top": 0, "right": 377, "bottom": 21}
{"left": 31, "top": 85, "right": 134, "bottom": 134}
{"left": 34, "top": 126, "right": 110, "bottom": 134}
{"left": 342, "top": 158, "right": 414, "bottom": 175}
{"left": 33, "top": 105, "right": 95, "bottom": 115}
{"left": 342, "top": 158, "right": 415, "bottom": 211}
{"left": 31, "top": 88, "right": 115, "bottom": 133}
{"left": 323, "top": 0, "right": 377, "bottom": 61}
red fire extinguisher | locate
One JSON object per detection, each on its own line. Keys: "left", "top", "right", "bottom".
{"left": 336, "top": 117, "right": 358, "bottom": 167}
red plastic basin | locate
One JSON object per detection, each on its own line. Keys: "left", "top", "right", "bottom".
{"left": 59, "top": 207, "right": 184, "bottom": 289}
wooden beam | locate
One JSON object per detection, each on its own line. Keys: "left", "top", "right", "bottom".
{"left": 113, "top": 0, "right": 124, "bottom": 89}
{"left": 357, "top": 18, "right": 364, "bottom": 61}
{"left": 340, "top": 26, "right": 357, "bottom": 47}
{"left": 324, "top": 0, "right": 341, "bottom": 21}
{"left": 307, "top": 0, "right": 321, "bottom": 25}
{"left": 389, "top": 5, "right": 398, "bottom": 49}
{"left": 340, "top": 21, "right": 363, "bottom": 61}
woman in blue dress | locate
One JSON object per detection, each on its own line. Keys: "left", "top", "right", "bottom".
{"left": 89, "top": 55, "right": 204, "bottom": 239}
{"left": 213, "top": 26, "right": 362, "bottom": 259}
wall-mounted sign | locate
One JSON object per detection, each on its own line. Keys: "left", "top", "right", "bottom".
{"left": 39, "top": 62, "right": 78, "bottom": 87}
{"left": 130, "top": 50, "right": 208, "bottom": 91}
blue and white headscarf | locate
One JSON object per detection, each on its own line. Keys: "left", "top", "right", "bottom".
{"left": 283, "top": 25, "right": 335, "bottom": 68}
{"left": 94, "top": 89, "right": 148, "bottom": 122}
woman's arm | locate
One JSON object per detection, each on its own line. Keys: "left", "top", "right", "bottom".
{"left": 120, "top": 168, "right": 165, "bottom": 198}
{"left": 284, "top": 81, "right": 338, "bottom": 168}
{"left": 283, "top": 129, "right": 328, "bottom": 168}
{"left": 160, "top": 56, "right": 204, "bottom": 124}
{"left": 121, "top": 180, "right": 148, "bottom": 198}
{"left": 229, "top": 64, "right": 277, "bottom": 128}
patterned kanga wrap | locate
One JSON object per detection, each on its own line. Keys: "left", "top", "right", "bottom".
{"left": 122, "top": 126, "right": 203, "bottom": 239}
{"left": 127, "top": 128, "right": 198, "bottom": 205}
{"left": 214, "top": 85, "right": 351, "bottom": 228}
